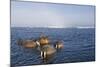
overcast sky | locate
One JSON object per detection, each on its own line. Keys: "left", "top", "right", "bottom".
{"left": 11, "top": 1, "right": 95, "bottom": 28}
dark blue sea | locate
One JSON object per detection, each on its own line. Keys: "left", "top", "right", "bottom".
{"left": 11, "top": 27, "right": 95, "bottom": 66}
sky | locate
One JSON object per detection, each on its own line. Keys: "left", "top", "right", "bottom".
{"left": 11, "top": 1, "right": 95, "bottom": 28}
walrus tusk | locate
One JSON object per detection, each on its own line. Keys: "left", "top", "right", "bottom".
{"left": 36, "top": 41, "right": 40, "bottom": 46}
{"left": 41, "top": 51, "right": 46, "bottom": 59}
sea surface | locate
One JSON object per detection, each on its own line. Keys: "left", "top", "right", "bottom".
{"left": 11, "top": 27, "right": 95, "bottom": 66}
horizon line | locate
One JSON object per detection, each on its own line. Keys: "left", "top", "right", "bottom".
{"left": 11, "top": 26, "right": 95, "bottom": 29}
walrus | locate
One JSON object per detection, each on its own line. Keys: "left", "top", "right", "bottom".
{"left": 39, "top": 36, "right": 50, "bottom": 46}
{"left": 40, "top": 45, "right": 56, "bottom": 60}
{"left": 55, "top": 41, "right": 64, "bottom": 49}
{"left": 17, "top": 39, "right": 37, "bottom": 48}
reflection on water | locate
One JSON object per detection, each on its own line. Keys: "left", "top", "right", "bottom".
{"left": 11, "top": 28, "right": 95, "bottom": 66}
